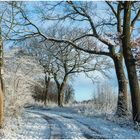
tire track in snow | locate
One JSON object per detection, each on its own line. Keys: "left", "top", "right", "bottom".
{"left": 27, "top": 109, "right": 107, "bottom": 139}
{"left": 42, "top": 115, "right": 63, "bottom": 139}
{"left": 26, "top": 111, "right": 63, "bottom": 139}
{"left": 61, "top": 115, "right": 101, "bottom": 133}
{"left": 28, "top": 110, "right": 86, "bottom": 139}
{"left": 46, "top": 112, "right": 106, "bottom": 139}
{"left": 60, "top": 115, "right": 108, "bottom": 139}
{"left": 42, "top": 113, "right": 85, "bottom": 139}
{"left": 26, "top": 111, "right": 52, "bottom": 139}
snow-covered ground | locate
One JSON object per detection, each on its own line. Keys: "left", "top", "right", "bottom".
{"left": 1, "top": 106, "right": 140, "bottom": 139}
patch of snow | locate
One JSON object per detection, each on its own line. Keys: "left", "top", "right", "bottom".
{"left": 2, "top": 106, "right": 140, "bottom": 139}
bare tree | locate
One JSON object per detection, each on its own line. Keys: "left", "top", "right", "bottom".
{"left": 10, "top": 1, "right": 140, "bottom": 117}
{"left": 4, "top": 47, "right": 42, "bottom": 118}
{"left": 48, "top": 27, "right": 112, "bottom": 107}
{"left": 16, "top": 1, "right": 129, "bottom": 116}
{"left": 21, "top": 35, "right": 106, "bottom": 107}
{"left": 32, "top": 1, "right": 140, "bottom": 118}
{"left": 121, "top": 1, "right": 140, "bottom": 122}
{"left": 0, "top": 2, "right": 18, "bottom": 127}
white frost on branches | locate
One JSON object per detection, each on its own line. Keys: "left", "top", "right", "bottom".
{"left": 4, "top": 47, "right": 43, "bottom": 117}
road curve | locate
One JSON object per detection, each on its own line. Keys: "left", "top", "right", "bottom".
{"left": 27, "top": 109, "right": 107, "bottom": 139}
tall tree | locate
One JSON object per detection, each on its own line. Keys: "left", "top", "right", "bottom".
{"left": 51, "top": 43, "right": 93, "bottom": 107}
{"left": 122, "top": 1, "right": 140, "bottom": 122}
{"left": 9, "top": 1, "right": 128, "bottom": 115}
{"left": 0, "top": 2, "right": 17, "bottom": 127}
{"left": 38, "top": 1, "right": 140, "bottom": 118}
{"left": 38, "top": 1, "right": 129, "bottom": 116}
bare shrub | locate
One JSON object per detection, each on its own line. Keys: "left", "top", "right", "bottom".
{"left": 31, "top": 79, "right": 74, "bottom": 105}
{"left": 31, "top": 81, "right": 58, "bottom": 104}
{"left": 4, "top": 48, "right": 42, "bottom": 118}
{"left": 73, "top": 81, "right": 132, "bottom": 117}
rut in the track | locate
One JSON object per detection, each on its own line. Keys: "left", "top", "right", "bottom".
{"left": 28, "top": 110, "right": 107, "bottom": 139}
{"left": 43, "top": 112, "right": 107, "bottom": 139}
{"left": 61, "top": 115, "right": 108, "bottom": 139}
{"left": 42, "top": 115, "right": 63, "bottom": 139}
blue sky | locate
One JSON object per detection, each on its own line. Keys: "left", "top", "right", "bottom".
{"left": 73, "top": 70, "right": 118, "bottom": 101}
{"left": 73, "top": 73, "right": 94, "bottom": 101}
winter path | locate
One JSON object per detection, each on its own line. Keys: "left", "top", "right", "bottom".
{"left": 26, "top": 108, "right": 107, "bottom": 139}
{"left": 4, "top": 106, "right": 140, "bottom": 139}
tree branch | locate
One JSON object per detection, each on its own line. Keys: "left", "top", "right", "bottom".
{"left": 131, "top": 9, "right": 140, "bottom": 27}
{"left": 105, "top": 1, "right": 117, "bottom": 18}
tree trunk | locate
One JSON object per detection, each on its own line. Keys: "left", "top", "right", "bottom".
{"left": 0, "top": 81, "right": 3, "bottom": 128}
{"left": 113, "top": 55, "right": 128, "bottom": 116}
{"left": 122, "top": 2, "right": 140, "bottom": 122}
{"left": 0, "top": 26, "right": 4, "bottom": 128}
{"left": 58, "top": 88, "right": 64, "bottom": 107}
{"left": 58, "top": 75, "right": 68, "bottom": 107}
{"left": 44, "top": 74, "right": 50, "bottom": 106}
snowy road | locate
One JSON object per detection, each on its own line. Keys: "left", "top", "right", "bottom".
{"left": 23, "top": 107, "right": 140, "bottom": 139}
{"left": 7, "top": 106, "right": 140, "bottom": 139}
{"left": 28, "top": 110, "right": 106, "bottom": 139}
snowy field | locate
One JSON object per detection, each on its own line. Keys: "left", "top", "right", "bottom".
{"left": 1, "top": 106, "right": 140, "bottom": 139}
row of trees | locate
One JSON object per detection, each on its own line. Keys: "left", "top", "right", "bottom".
{"left": 19, "top": 36, "right": 109, "bottom": 107}
{"left": 32, "top": 80, "right": 74, "bottom": 104}
{"left": 0, "top": 1, "right": 140, "bottom": 127}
